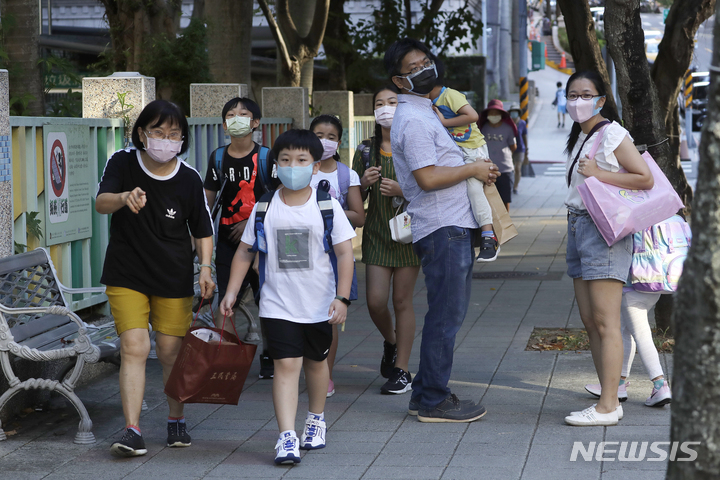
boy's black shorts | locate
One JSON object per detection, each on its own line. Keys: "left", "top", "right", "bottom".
{"left": 262, "top": 318, "right": 333, "bottom": 361}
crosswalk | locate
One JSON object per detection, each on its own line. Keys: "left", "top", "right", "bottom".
{"left": 541, "top": 161, "right": 694, "bottom": 176}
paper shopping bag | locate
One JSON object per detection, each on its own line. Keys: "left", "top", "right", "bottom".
{"left": 164, "top": 326, "right": 257, "bottom": 405}
{"left": 484, "top": 183, "right": 518, "bottom": 245}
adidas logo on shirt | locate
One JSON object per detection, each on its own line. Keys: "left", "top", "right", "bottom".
{"left": 166, "top": 208, "right": 176, "bottom": 219}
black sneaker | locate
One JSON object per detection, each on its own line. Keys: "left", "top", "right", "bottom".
{"left": 110, "top": 428, "right": 147, "bottom": 457}
{"left": 417, "top": 394, "right": 487, "bottom": 423}
{"left": 259, "top": 353, "right": 274, "bottom": 379}
{"left": 476, "top": 235, "right": 499, "bottom": 263}
{"left": 381, "top": 367, "right": 412, "bottom": 394}
{"left": 380, "top": 341, "right": 397, "bottom": 378}
{"left": 167, "top": 421, "right": 191, "bottom": 447}
{"left": 408, "top": 396, "right": 475, "bottom": 416}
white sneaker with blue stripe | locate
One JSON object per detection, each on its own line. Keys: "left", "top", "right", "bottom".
{"left": 300, "top": 415, "right": 326, "bottom": 450}
{"left": 274, "top": 431, "right": 301, "bottom": 464}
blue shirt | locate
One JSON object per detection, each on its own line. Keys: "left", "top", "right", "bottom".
{"left": 515, "top": 119, "right": 527, "bottom": 152}
{"left": 390, "top": 94, "right": 478, "bottom": 242}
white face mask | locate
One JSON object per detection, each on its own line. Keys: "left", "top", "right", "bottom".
{"left": 487, "top": 115, "right": 502, "bottom": 124}
{"left": 374, "top": 105, "right": 396, "bottom": 128}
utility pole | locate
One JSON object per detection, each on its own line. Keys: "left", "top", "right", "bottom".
{"left": 519, "top": 0, "right": 528, "bottom": 121}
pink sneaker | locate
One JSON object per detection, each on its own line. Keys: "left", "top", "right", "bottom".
{"left": 645, "top": 380, "right": 671, "bottom": 407}
{"left": 327, "top": 379, "right": 335, "bottom": 398}
{"left": 584, "top": 382, "right": 628, "bottom": 402}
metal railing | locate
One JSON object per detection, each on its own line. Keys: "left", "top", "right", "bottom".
{"left": 184, "top": 117, "right": 293, "bottom": 173}
{"left": 354, "top": 116, "right": 376, "bottom": 146}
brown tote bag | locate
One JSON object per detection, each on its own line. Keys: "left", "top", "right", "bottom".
{"left": 164, "top": 309, "right": 257, "bottom": 405}
{"left": 484, "top": 183, "right": 518, "bottom": 245}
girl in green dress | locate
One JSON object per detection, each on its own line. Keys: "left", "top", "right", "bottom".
{"left": 352, "top": 85, "right": 421, "bottom": 395}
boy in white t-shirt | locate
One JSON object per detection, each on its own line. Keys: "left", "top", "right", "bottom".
{"left": 220, "top": 129, "right": 356, "bottom": 465}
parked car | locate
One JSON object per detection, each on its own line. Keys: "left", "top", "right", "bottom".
{"left": 645, "top": 39, "right": 660, "bottom": 64}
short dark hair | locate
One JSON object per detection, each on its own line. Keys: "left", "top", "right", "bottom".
{"left": 132, "top": 100, "right": 190, "bottom": 155}
{"left": 221, "top": 97, "right": 262, "bottom": 122}
{"left": 557, "top": 81, "right": 563, "bottom": 87}
{"left": 271, "top": 129, "right": 323, "bottom": 162}
{"left": 434, "top": 55, "right": 445, "bottom": 86}
{"left": 384, "top": 37, "right": 433, "bottom": 78}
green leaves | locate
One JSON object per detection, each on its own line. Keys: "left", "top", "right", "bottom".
{"left": 348, "top": 0, "right": 483, "bottom": 60}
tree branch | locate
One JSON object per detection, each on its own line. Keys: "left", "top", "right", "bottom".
{"left": 652, "top": 0, "right": 715, "bottom": 125}
{"left": 557, "top": 0, "right": 619, "bottom": 119}
{"left": 303, "top": 0, "right": 331, "bottom": 53}
{"left": 257, "top": 0, "right": 293, "bottom": 72}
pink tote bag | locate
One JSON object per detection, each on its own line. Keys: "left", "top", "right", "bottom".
{"left": 576, "top": 127, "right": 684, "bottom": 246}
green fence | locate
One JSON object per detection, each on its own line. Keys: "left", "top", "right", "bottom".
{"left": 10, "top": 116, "right": 293, "bottom": 312}
{"left": 11, "top": 117, "right": 125, "bottom": 311}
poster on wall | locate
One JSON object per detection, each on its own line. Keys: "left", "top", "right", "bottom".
{"left": 44, "top": 125, "right": 93, "bottom": 245}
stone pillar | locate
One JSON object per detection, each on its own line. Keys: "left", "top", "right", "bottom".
{"left": 312, "top": 91, "right": 355, "bottom": 166}
{"left": 190, "top": 83, "right": 249, "bottom": 118}
{"left": 354, "top": 93, "right": 375, "bottom": 117}
{"left": 261, "top": 87, "right": 309, "bottom": 129}
{"left": 0, "top": 70, "right": 11, "bottom": 258}
{"left": 82, "top": 72, "right": 156, "bottom": 135}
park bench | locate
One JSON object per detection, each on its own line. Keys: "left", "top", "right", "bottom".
{"left": 0, "top": 248, "right": 120, "bottom": 444}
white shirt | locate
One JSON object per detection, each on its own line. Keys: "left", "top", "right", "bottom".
{"left": 310, "top": 166, "right": 361, "bottom": 207}
{"left": 240, "top": 187, "right": 356, "bottom": 323}
{"left": 565, "top": 121, "right": 632, "bottom": 211}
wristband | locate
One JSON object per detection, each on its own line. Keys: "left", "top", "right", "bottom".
{"left": 335, "top": 295, "right": 351, "bottom": 306}
{"left": 198, "top": 264, "right": 214, "bottom": 271}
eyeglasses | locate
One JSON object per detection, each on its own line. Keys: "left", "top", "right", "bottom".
{"left": 145, "top": 129, "right": 183, "bottom": 141}
{"left": 565, "top": 94, "right": 604, "bottom": 101}
{"left": 399, "top": 59, "right": 434, "bottom": 77}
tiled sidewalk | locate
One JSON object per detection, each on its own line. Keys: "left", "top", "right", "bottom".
{"left": 0, "top": 173, "right": 671, "bottom": 480}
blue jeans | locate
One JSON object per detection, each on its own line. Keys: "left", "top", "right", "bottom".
{"left": 411, "top": 226, "right": 475, "bottom": 409}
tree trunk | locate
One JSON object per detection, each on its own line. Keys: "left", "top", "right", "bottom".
{"left": 205, "top": 0, "right": 253, "bottom": 88}
{"left": 99, "top": 0, "right": 183, "bottom": 72}
{"left": 323, "top": 0, "right": 355, "bottom": 90}
{"left": 2, "top": 0, "right": 45, "bottom": 115}
{"left": 557, "top": 0, "right": 619, "bottom": 119}
{"left": 257, "top": 0, "right": 330, "bottom": 87}
{"left": 289, "top": 0, "right": 316, "bottom": 95}
{"left": 650, "top": 0, "right": 715, "bottom": 211}
{"left": 668, "top": 5, "right": 720, "bottom": 477}
{"left": 192, "top": 0, "right": 204, "bottom": 18}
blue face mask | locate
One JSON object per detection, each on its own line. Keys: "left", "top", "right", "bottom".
{"left": 277, "top": 163, "right": 315, "bottom": 190}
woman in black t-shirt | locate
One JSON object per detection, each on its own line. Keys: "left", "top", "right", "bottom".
{"left": 96, "top": 100, "right": 215, "bottom": 457}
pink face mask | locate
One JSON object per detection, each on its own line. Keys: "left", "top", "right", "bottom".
{"left": 566, "top": 96, "right": 604, "bottom": 124}
{"left": 320, "top": 138, "right": 339, "bottom": 160}
{"left": 144, "top": 132, "right": 182, "bottom": 163}
{"left": 374, "top": 105, "right": 396, "bottom": 128}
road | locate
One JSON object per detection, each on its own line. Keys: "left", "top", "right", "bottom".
{"left": 523, "top": 12, "right": 706, "bottom": 189}
{"left": 641, "top": 12, "right": 714, "bottom": 70}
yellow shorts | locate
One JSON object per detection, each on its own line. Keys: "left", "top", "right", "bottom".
{"left": 106, "top": 286, "right": 193, "bottom": 337}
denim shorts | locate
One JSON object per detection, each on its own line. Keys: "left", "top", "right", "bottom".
{"left": 566, "top": 209, "right": 632, "bottom": 282}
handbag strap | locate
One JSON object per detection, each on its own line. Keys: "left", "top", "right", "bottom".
{"left": 567, "top": 120, "right": 610, "bottom": 186}
{"left": 391, "top": 204, "right": 403, "bottom": 240}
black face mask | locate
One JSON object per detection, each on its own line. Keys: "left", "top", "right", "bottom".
{"left": 405, "top": 64, "right": 438, "bottom": 95}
